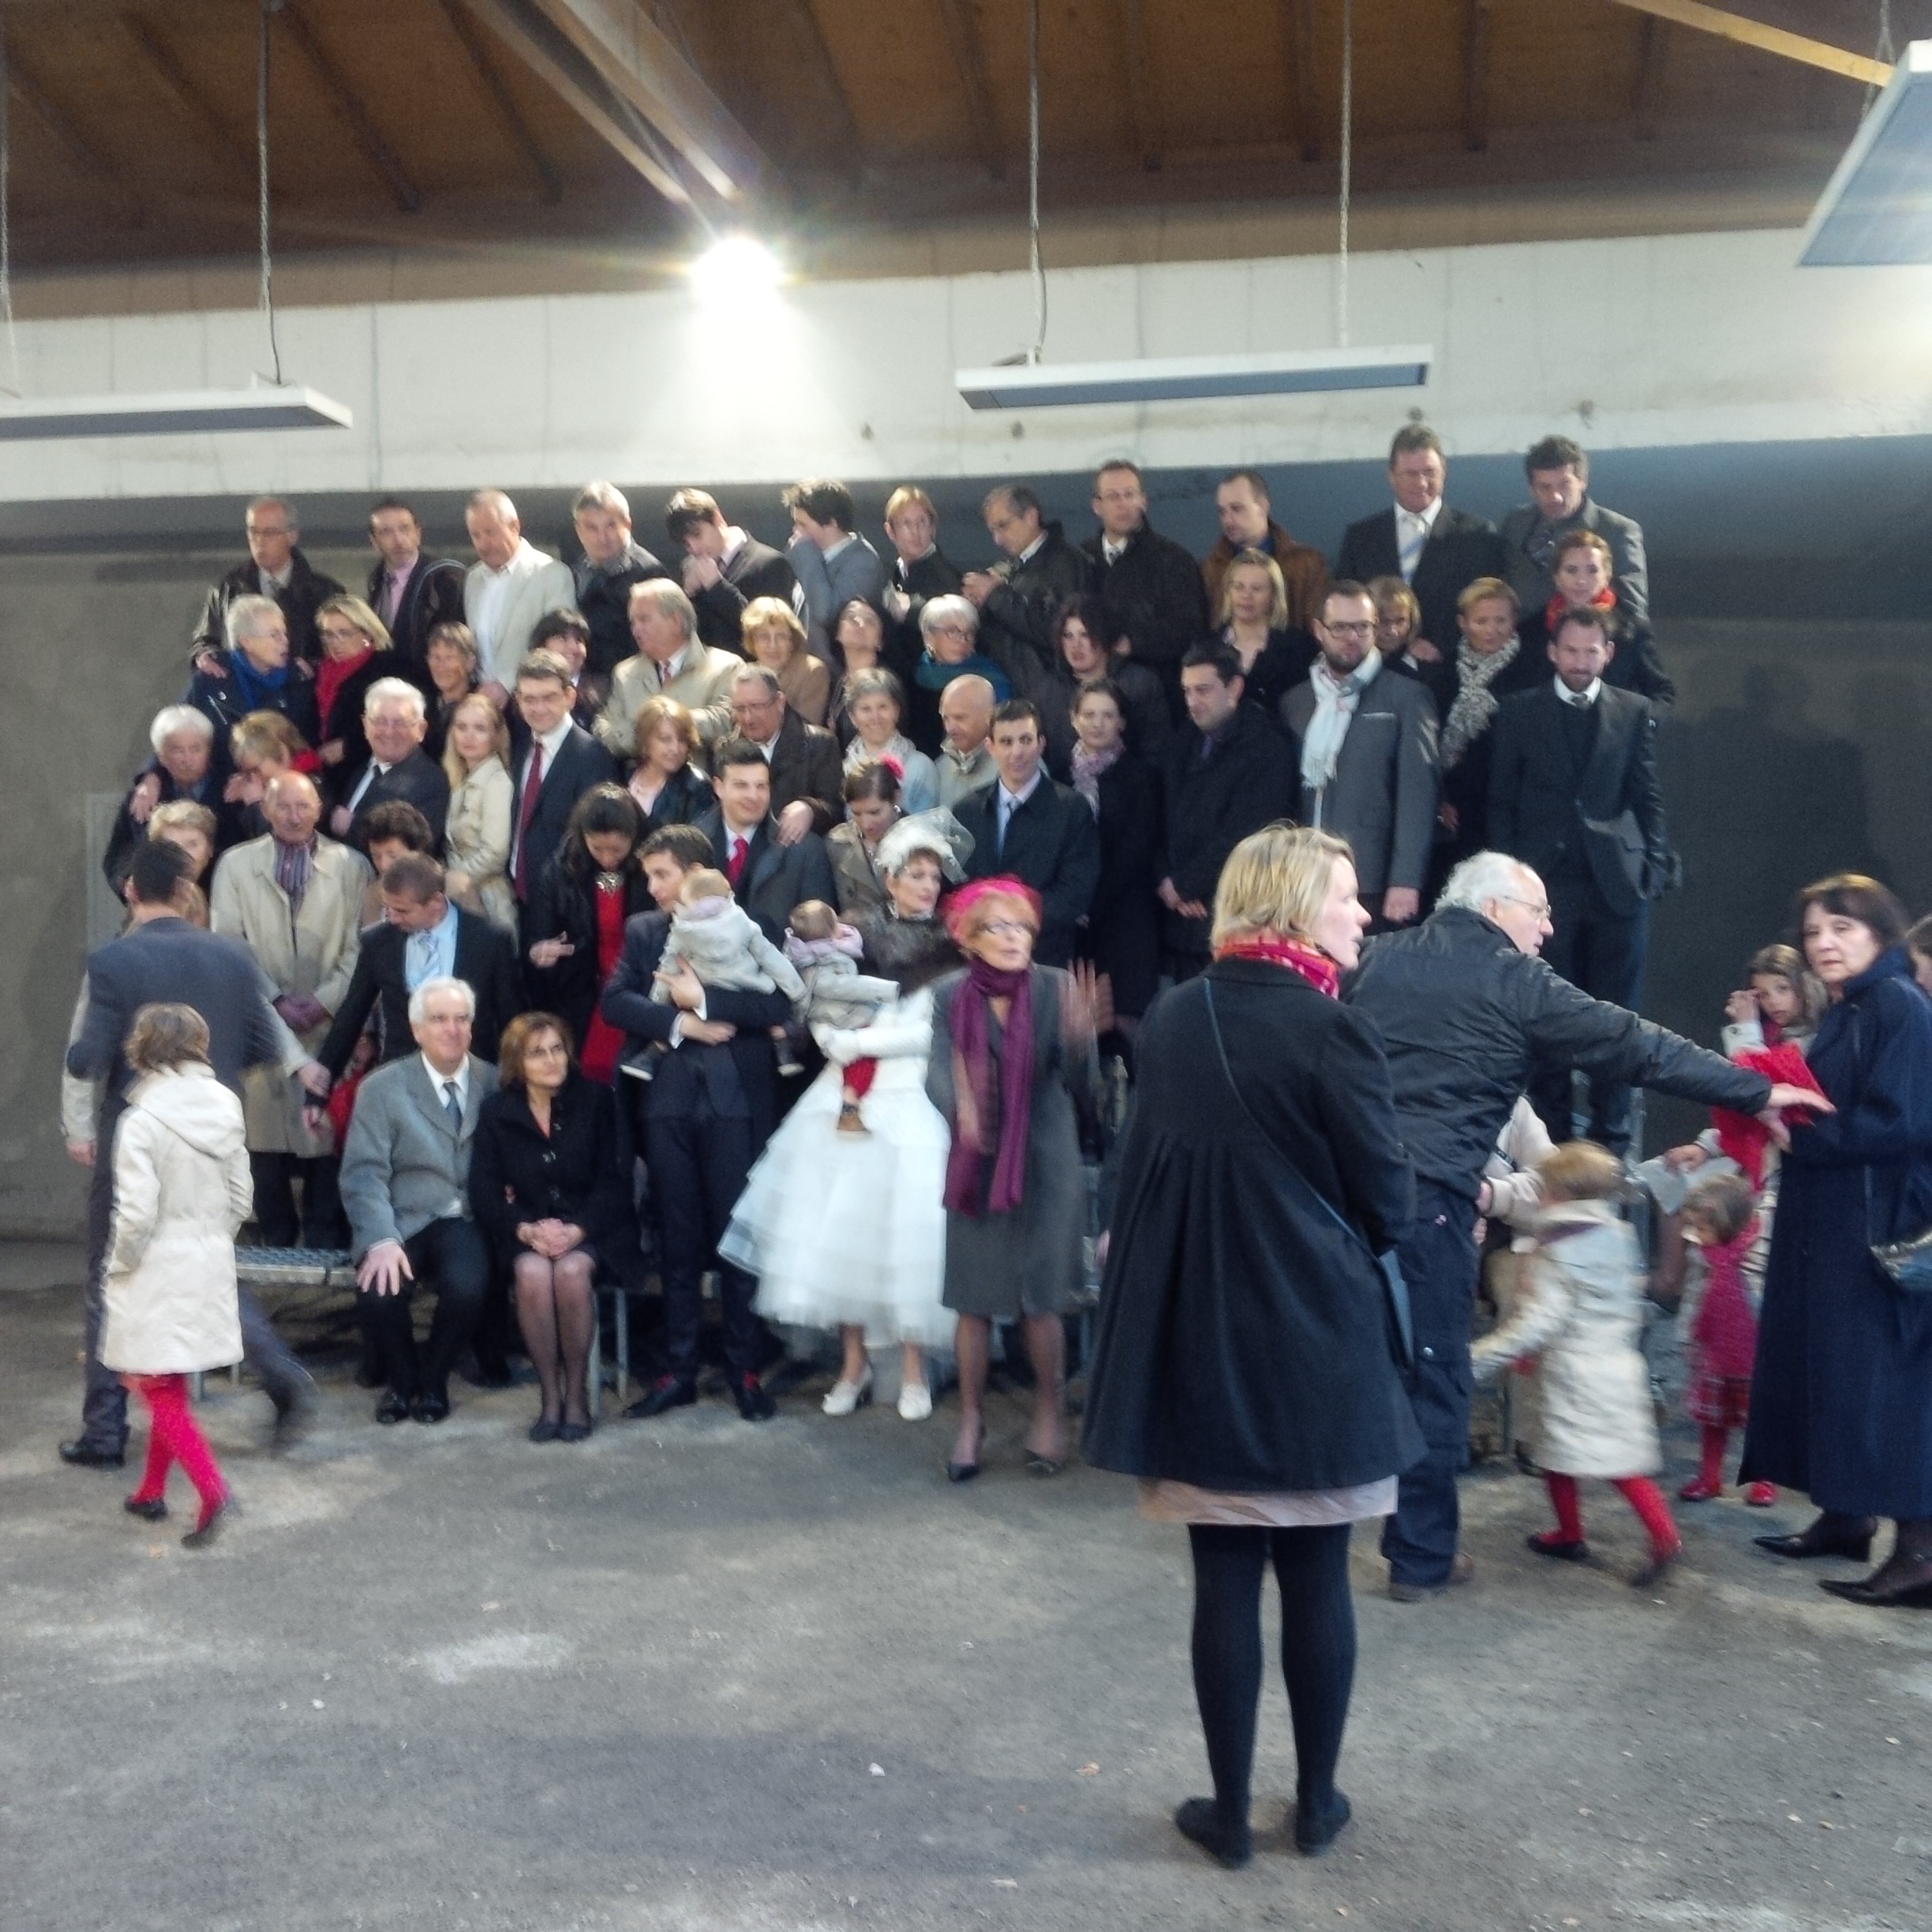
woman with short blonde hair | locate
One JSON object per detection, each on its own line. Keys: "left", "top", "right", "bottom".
{"left": 1213, "top": 550, "right": 1313, "bottom": 722}
{"left": 741, "top": 595, "right": 831, "bottom": 725}
{"left": 146, "top": 800, "right": 220, "bottom": 886}
{"left": 314, "top": 594, "right": 407, "bottom": 796}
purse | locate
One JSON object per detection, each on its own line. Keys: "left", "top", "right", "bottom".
{"left": 1202, "top": 979, "right": 1415, "bottom": 1370}
{"left": 1868, "top": 1170, "right": 1932, "bottom": 1294}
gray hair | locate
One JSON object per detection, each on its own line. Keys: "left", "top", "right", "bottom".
{"left": 730, "top": 662, "right": 782, "bottom": 698}
{"left": 149, "top": 705, "right": 215, "bottom": 753}
{"left": 919, "top": 593, "right": 979, "bottom": 640}
{"left": 247, "top": 495, "right": 296, "bottom": 530}
{"left": 225, "top": 593, "right": 284, "bottom": 650}
{"left": 406, "top": 975, "right": 476, "bottom": 1026}
{"left": 573, "top": 479, "right": 631, "bottom": 520}
{"left": 1437, "top": 851, "right": 1535, "bottom": 915}
{"left": 364, "top": 676, "right": 427, "bottom": 722}
{"left": 466, "top": 488, "right": 518, "bottom": 525}
{"left": 628, "top": 576, "right": 698, "bottom": 641}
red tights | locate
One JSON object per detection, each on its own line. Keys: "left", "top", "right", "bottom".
{"left": 125, "top": 1375, "right": 227, "bottom": 1524}
{"left": 1541, "top": 1471, "right": 1679, "bottom": 1559}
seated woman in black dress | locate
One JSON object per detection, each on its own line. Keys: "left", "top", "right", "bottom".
{"left": 470, "top": 1012, "right": 638, "bottom": 1442}
{"left": 1034, "top": 597, "right": 1172, "bottom": 777}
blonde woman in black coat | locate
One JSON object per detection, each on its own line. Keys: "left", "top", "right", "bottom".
{"left": 1084, "top": 824, "right": 1423, "bottom": 1869}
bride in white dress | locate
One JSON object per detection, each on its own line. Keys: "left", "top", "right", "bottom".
{"left": 722, "top": 813, "right": 971, "bottom": 1421}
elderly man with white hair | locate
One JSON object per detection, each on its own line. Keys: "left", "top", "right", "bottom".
{"left": 1342, "top": 850, "right": 1830, "bottom": 1605}
{"left": 463, "top": 488, "right": 576, "bottom": 703}
{"left": 595, "top": 577, "right": 744, "bottom": 756}
{"left": 190, "top": 493, "right": 343, "bottom": 669}
{"left": 331, "top": 675, "right": 450, "bottom": 847}
{"left": 908, "top": 593, "right": 1011, "bottom": 754}
{"left": 106, "top": 705, "right": 223, "bottom": 891}
{"left": 339, "top": 973, "right": 499, "bottom": 1425}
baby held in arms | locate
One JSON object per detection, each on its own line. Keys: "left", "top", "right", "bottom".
{"left": 784, "top": 899, "right": 900, "bottom": 1134}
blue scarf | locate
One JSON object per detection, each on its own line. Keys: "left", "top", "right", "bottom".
{"left": 227, "top": 649, "right": 291, "bottom": 712}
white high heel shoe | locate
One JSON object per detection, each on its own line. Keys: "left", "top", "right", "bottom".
{"left": 897, "top": 1380, "right": 933, "bottom": 1421}
{"left": 822, "top": 1365, "right": 874, "bottom": 1416}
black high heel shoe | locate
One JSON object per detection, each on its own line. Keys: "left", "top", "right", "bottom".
{"left": 1820, "top": 1555, "right": 1932, "bottom": 1608}
{"left": 1754, "top": 1513, "right": 1875, "bottom": 1563}
{"left": 945, "top": 1421, "right": 984, "bottom": 1484}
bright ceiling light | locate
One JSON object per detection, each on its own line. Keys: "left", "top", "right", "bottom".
{"left": 688, "top": 234, "right": 784, "bottom": 301}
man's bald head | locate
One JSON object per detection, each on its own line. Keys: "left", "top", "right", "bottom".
{"left": 938, "top": 673, "right": 997, "bottom": 754}
{"left": 264, "top": 768, "right": 323, "bottom": 844}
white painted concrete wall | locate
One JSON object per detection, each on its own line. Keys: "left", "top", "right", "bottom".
{"left": 5, "top": 226, "right": 1930, "bottom": 504}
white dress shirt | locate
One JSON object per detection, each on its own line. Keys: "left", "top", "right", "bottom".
{"left": 1395, "top": 497, "right": 1443, "bottom": 582}
{"left": 1556, "top": 676, "right": 1603, "bottom": 708}
{"left": 405, "top": 900, "right": 460, "bottom": 990}
{"left": 470, "top": 538, "right": 543, "bottom": 663}
{"left": 995, "top": 769, "right": 1044, "bottom": 853}
{"left": 344, "top": 758, "right": 393, "bottom": 815}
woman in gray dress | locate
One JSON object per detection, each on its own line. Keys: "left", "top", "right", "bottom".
{"left": 928, "top": 876, "right": 1096, "bottom": 1482}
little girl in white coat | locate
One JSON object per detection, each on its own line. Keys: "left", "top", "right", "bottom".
{"left": 100, "top": 1003, "right": 253, "bottom": 1547}
{"left": 1473, "top": 1141, "right": 1683, "bottom": 1589}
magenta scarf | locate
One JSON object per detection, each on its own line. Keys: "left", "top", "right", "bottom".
{"left": 942, "top": 958, "right": 1035, "bottom": 1217}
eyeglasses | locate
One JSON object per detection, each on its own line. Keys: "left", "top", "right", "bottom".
{"left": 1496, "top": 894, "right": 1553, "bottom": 919}
{"left": 979, "top": 920, "right": 1033, "bottom": 938}
{"left": 1322, "top": 620, "right": 1376, "bottom": 638}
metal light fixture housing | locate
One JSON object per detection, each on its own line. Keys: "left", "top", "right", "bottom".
{"left": 0, "top": 385, "right": 354, "bottom": 442}
{"left": 956, "top": 344, "right": 1433, "bottom": 410}
{"left": 1799, "top": 39, "right": 1932, "bottom": 265}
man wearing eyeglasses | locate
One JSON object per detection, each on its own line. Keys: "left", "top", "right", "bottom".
{"left": 1281, "top": 582, "right": 1439, "bottom": 929}
{"left": 1343, "top": 850, "right": 1826, "bottom": 1604}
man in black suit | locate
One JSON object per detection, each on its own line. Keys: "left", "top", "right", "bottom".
{"left": 601, "top": 823, "right": 793, "bottom": 1423}
{"left": 961, "top": 483, "right": 1093, "bottom": 700}
{"left": 190, "top": 495, "right": 344, "bottom": 670}
{"left": 366, "top": 496, "right": 466, "bottom": 669}
{"left": 725, "top": 665, "right": 844, "bottom": 838}
{"left": 505, "top": 649, "right": 620, "bottom": 905}
{"left": 691, "top": 739, "right": 838, "bottom": 944}
{"left": 953, "top": 699, "right": 1100, "bottom": 969}
{"left": 316, "top": 853, "right": 526, "bottom": 1079}
{"left": 331, "top": 677, "right": 450, "bottom": 849}
{"left": 1335, "top": 425, "right": 1507, "bottom": 669}
{"left": 572, "top": 480, "right": 668, "bottom": 677}
{"left": 880, "top": 484, "right": 964, "bottom": 660}
{"left": 1081, "top": 460, "right": 1210, "bottom": 696}
{"left": 665, "top": 486, "right": 796, "bottom": 650}
{"left": 1159, "top": 642, "right": 1298, "bottom": 980}
{"left": 1487, "top": 606, "right": 1670, "bottom": 1151}
{"left": 61, "top": 841, "right": 325, "bottom": 1467}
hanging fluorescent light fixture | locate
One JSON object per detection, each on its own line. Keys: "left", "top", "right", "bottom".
{"left": 0, "top": 6, "right": 350, "bottom": 441}
{"left": 1798, "top": 39, "right": 1928, "bottom": 265}
{"left": 957, "top": 0, "right": 1428, "bottom": 410}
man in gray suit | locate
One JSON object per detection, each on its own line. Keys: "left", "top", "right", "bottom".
{"left": 339, "top": 975, "right": 498, "bottom": 1425}
{"left": 1281, "top": 582, "right": 1440, "bottom": 929}
{"left": 1500, "top": 436, "right": 1648, "bottom": 623}
{"left": 783, "top": 477, "right": 886, "bottom": 661}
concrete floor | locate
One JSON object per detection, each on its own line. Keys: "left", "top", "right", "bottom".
{"left": 3, "top": 1241, "right": 1930, "bottom": 1932}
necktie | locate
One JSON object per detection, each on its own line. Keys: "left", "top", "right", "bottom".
{"left": 998, "top": 792, "right": 1014, "bottom": 857}
{"left": 513, "top": 746, "right": 545, "bottom": 897}
{"left": 443, "top": 1080, "right": 462, "bottom": 1131}
{"left": 657, "top": 658, "right": 672, "bottom": 689}
{"left": 727, "top": 835, "right": 748, "bottom": 886}
{"left": 382, "top": 571, "right": 402, "bottom": 624}
{"left": 1398, "top": 512, "right": 1426, "bottom": 582}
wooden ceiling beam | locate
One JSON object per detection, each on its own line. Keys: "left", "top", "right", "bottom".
{"left": 435, "top": 0, "right": 562, "bottom": 204}
{"left": 278, "top": 4, "right": 423, "bottom": 214}
{"left": 1462, "top": 0, "right": 1490, "bottom": 154}
{"left": 6, "top": 47, "right": 144, "bottom": 219}
{"left": 1282, "top": 0, "right": 1318, "bottom": 163}
{"left": 1596, "top": 0, "right": 1891, "bottom": 88}
{"left": 119, "top": 13, "right": 254, "bottom": 175}
{"left": 934, "top": 0, "right": 1003, "bottom": 182}
{"left": 1118, "top": 0, "right": 1161, "bottom": 172}
{"left": 779, "top": 0, "right": 863, "bottom": 185}
{"left": 1632, "top": 15, "right": 1670, "bottom": 140}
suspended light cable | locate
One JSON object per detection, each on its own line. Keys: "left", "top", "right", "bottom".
{"left": 258, "top": 0, "right": 285, "bottom": 388}
{"left": 1028, "top": 0, "right": 1046, "bottom": 365}
{"left": 1336, "top": 0, "right": 1353, "bottom": 350}
{"left": 0, "top": 24, "right": 19, "bottom": 399}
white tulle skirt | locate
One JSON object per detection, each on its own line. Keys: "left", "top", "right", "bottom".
{"left": 722, "top": 1056, "right": 956, "bottom": 1350}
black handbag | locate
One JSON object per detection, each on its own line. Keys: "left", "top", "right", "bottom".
{"left": 1868, "top": 1170, "right": 1932, "bottom": 1294}
{"left": 1202, "top": 979, "right": 1415, "bottom": 1371}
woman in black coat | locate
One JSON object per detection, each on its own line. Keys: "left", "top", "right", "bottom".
{"left": 1035, "top": 596, "right": 1171, "bottom": 777}
{"left": 470, "top": 1012, "right": 641, "bottom": 1441}
{"left": 1065, "top": 679, "right": 1162, "bottom": 1032}
{"left": 525, "top": 785, "right": 655, "bottom": 1081}
{"left": 1742, "top": 874, "right": 1932, "bottom": 1608}
{"left": 1516, "top": 528, "right": 1673, "bottom": 706}
{"left": 1084, "top": 824, "right": 1423, "bottom": 1869}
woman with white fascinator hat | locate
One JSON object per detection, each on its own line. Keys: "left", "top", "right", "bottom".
{"left": 722, "top": 808, "right": 975, "bottom": 1421}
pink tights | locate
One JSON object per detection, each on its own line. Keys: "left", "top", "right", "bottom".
{"left": 1542, "top": 1470, "right": 1679, "bottom": 1559}
{"left": 125, "top": 1374, "right": 227, "bottom": 1526}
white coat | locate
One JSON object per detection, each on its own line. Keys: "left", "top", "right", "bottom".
{"left": 444, "top": 757, "right": 517, "bottom": 932}
{"left": 1471, "top": 1199, "right": 1659, "bottom": 1478}
{"left": 99, "top": 1065, "right": 252, "bottom": 1376}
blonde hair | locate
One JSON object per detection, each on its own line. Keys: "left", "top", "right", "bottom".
{"left": 148, "top": 799, "right": 219, "bottom": 852}
{"left": 1211, "top": 824, "right": 1353, "bottom": 953}
{"left": 679, "top": 867, "right": 735, "bottom": 904}
{"left": 884, "top": 485, "right": 937, "bottom": 522}
{"left": 741, "top": 596, "right": 806, "bottom": 664}
{"left": 125, "top": 1002, "right": 210, "bottom": 1074}
{"left": 1216, "top": 547, "right": 1288, "bottom": 629}
{"left": 1367, "top": 575, "right": 1420, "bottom": 633}
{"left": 230, "top": 709, "right": 309, "bottom": 769}
{"left": 1457, "top": 575, "right": 1519, "bottom": 618}
{"left": 440, "top": 692, "right": 510, "bottom": 791}
{"left": 316, "top": 593, "right": 392, "bottom": 653}
{"left": 1538, "top": 1140, "right": 1625, "bottom": 1204}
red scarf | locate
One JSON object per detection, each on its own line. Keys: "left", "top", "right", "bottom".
{"left": 1712, "top": 1042, "right": 1822, "bottom": 1188}
{"left": 1544, "top": 586, "right": 1616, "bottom": 634}
{"left": 316, "top": 646, "right": 373, "bottom": 736}
{"left": 1211, "top": 934, "right": 1340, "bottom": 999}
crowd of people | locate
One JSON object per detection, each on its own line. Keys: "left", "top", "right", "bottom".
{"left": 55, "top": 432, "right": 1932, "bottom": 1865}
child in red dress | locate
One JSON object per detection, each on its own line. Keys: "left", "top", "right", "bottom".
{"left": 1678, "top": 1171, "right": 1774, "bottom": 1507}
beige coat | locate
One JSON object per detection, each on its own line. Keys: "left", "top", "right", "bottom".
{"left": 99, "top": 1065, "right": 251, "bottom": 1375}
{"left": 597, "top": 642, "right": 744, "bottom": 757}
{"left": 444, "top": 758, "right": 516, "bottom": 931}
{"left": 209, "top": 833, "right": 373, "bottom": 1155}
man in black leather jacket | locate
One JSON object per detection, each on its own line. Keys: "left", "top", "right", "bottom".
{"left": 1342, "top": 850, "right": 1822, "bottom": 1603}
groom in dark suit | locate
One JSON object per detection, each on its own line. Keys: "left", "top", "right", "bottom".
{"left": 1486, "top": 605, "right": 1670, "bottom": 1150}
{"left": 1335, "top": 425, "right": 1506, "bottom": 668}
{"left": 691, "top": 737, "right": 838, "bottom": 943}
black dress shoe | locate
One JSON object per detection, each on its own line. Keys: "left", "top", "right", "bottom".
{"left": 1820, "top": 1556, "right": 1932, "bottom": 1608}
{"left": 733, "top": 1373, "right": 777, "bottom": 1422}
{"left": 411, "top": 1390, "right": 451, "bottom": 1425}
{"left": 557, "top": 1420, "right": 592, "bottom": 1443}
{"left": 1294, "top": 1788, "right": 1352, "bottom": 1857}
{"left": 1755, "top": 1514, "right": 1876, "bottom": 1562}
{"left": 59, "top": 1439, "right": 125, "bottom": 1470}
{"left": 624, "top": 1376, "right": 698, "bottom": 1420}
{"left": 123, "top": 1495, "right": 168, "bottom": 1522}
{"left": 182, "top": 1496, "right": 234, "bottom": 1548}
{"left": 374, "top": 1391, "right": 412, "bottom": 1426}
{"left": 1174, "top": 1797, "right": 1252, "bottom": 1869}
{"left": 528, "top": 1416, "right": 561, "bottom": 1443}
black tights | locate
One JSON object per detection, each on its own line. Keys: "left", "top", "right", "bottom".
{"left": 1188, "top": 1522, "right": 1356, "bottom": 1829}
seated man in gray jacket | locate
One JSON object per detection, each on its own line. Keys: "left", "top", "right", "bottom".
{"left": 1281, "top": 579, "right": 1440, "bottom": 929}
{"left": 338, "top": 975, "right": 498, "bottom": 1425}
